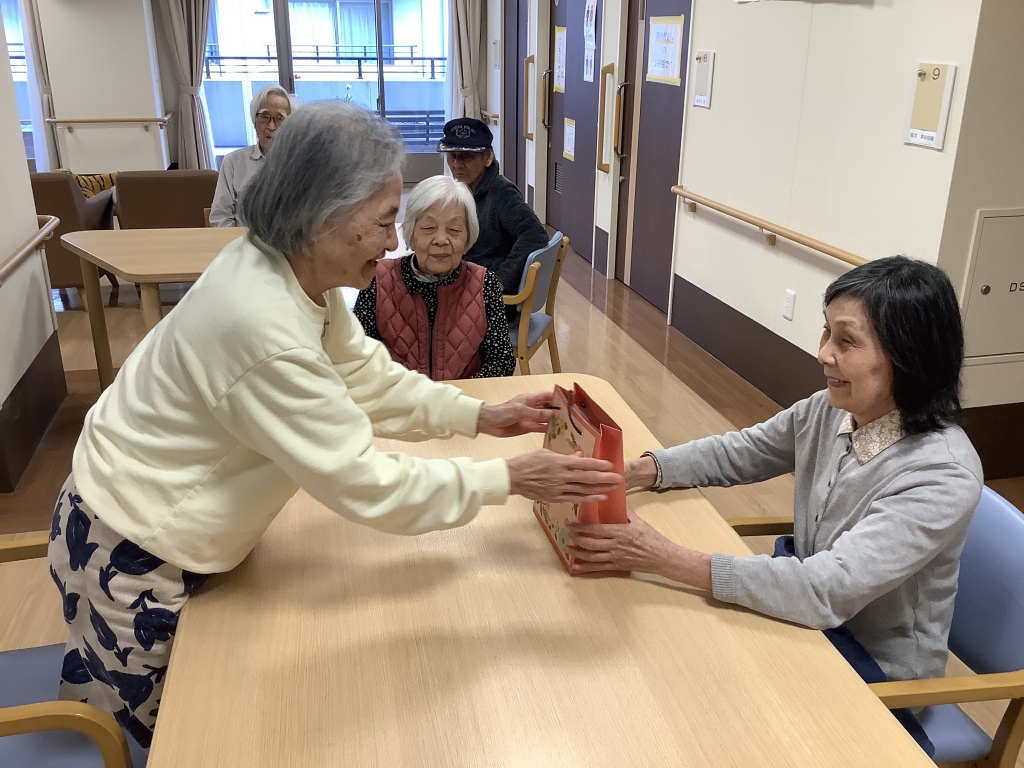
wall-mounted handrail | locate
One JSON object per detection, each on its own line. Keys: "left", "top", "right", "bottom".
{"left": 596, "top": 63, "right": 615, "bottom": 174}
{"left": 672, "top": 187, "right": 869, "bottom": 268}
{"left": 522, "top": 55, "right": 535, "bottom": 141}
{"left": 46, "top": 114, "right": 172, "bottom": 133}
{"left": 0, "top": 215, "right": 59, "bottom": 286}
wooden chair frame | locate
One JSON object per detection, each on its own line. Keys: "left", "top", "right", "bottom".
{"left": 0, "top": 534, "right": 133, "bottom": 768}
{"left": 727, "top": 517, "right": 1024, "bottom": 768}
{"left": 502, "top": 236, "right": 567, "bottom": 376}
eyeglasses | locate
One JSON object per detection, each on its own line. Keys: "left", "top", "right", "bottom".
{"left": 255, "top": 110, "right": 288, "bottom": 127}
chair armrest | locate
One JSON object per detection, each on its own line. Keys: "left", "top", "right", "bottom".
{"left": 727, "top": 517, "right": 795, "bottom": 537}
{"left": 0, "top": 701, "right": 133, "bottom": 768}
{"left": 870, "top": 669, "right": 1024, "bottom": 709}
{"left": 0, "top": 532, "right": 50, "bottom": 564}
{"left": 503, "top": 262, "right": 541, "bottom": 306}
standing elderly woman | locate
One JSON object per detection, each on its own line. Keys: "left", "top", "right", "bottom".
{"left": 48, "top": 102, "right": 620, "bottom": 750}
{"left": 566, "top": 257, "right": 981, "bottom": 752}
{"left": 208, "top": 84, "right": 300, "bottom": 227}
{"left": 354, "top": 175, "right": 515, "bottom": 380}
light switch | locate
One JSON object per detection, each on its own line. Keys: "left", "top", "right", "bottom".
{"left": 905, "top": 63, "right": 957, "bottom": 151}
{"left": 782, "top": 289, "right": 796, "bottom": 321}
{"left": 692, "top": 51, "right": 714, "bottom": 108}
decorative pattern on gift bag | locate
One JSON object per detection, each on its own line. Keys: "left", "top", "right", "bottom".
{"left": 534, "top": 384, "right": 627, "bottom": 573}
{"left": 47, "top": 475, "right": 207, "bottom": 749}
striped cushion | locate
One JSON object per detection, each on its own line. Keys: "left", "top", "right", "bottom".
{"left": 54, "top": 168, "right": 117, "bottom": 198}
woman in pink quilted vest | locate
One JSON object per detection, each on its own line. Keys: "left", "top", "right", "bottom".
{"left": 354, "top": 175, "right": 516, "bottom": 380}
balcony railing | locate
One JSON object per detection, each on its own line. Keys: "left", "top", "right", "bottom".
{"left": 7, "top": 42, "right": 26, "bottom": 76}
{"left": 203, "top": 43, "right": 446, "bottom": 80}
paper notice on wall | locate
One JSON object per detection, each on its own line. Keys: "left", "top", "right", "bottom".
{"left": 554, "top": 27, "right": 567, "bottom": 93}
{"left": 646, "top": 16, "right": 684, "bottom": 86}
{"left": 563, "top": 118, "right": 576, "bottom": 161}
{"left": 583, "top": 0, "right": 598, "bottom": 82}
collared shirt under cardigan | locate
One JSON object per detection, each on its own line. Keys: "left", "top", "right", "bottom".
{"left": 463, "top": 160, "right": 549, "bottom": 295}
{"left": 72, "top": 232, "right": 510, "bottom": 574}
{"left": 353, "top": 254, "right": 516, "bottom": 378}
{"left": 648, "top": 391, "right": 983, "bottom": 682}
{"left": 209, "top": 144, "right": 263, "bottom": 228}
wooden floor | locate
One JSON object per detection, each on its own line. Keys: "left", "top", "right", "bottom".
{"left": 2, "top": 254, "right": 1023, "bottom": 765}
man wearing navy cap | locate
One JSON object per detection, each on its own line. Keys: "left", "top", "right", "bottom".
{"left": 437, "top": 117, "right": 548, "bottom": 301}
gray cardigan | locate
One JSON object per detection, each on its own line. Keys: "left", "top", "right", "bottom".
{"left": 651, "top": 391, "right": 983, "bottom": 681}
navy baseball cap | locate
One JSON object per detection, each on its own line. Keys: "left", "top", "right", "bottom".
{"left": 437, "top": 118, "right": 493, "bottom": 153}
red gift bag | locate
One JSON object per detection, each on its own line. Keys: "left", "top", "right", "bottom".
{"left": 533, "top": 383, "right": 628, "bottom": 573}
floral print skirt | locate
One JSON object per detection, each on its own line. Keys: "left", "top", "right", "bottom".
{"left": 47, "top": 473, "right": 207, "bottom": 750}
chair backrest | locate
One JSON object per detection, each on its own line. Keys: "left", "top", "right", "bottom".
{"left": 115, "top": 170, "right": 219, "bottom": 229}
{"left": 31, "top": 172, "right": 89, "bottom": 288}
{"left": 948, "top": 486, "right": 1024, "bottom": 675}
{"left": 515, "top": 231, "right": 564, "bottom": 315}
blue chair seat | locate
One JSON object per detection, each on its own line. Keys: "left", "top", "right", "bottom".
{"left": 509, "top": 312, "right": 553, "bottom": 348}
{"left": 0, "top": 644, "right": 148, "bottom": 768}
{"left": 917, "top": 703, "right": 993, "bottom": 764}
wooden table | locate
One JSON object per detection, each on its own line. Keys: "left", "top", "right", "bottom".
{"left": 61, "top": 227, "right": 246, "bottom": 389}
{"left": 149, "top": 374, "right": 932, "bottom": 767}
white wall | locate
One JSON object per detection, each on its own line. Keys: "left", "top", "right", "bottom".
{"left": 36, "top": 0, "right": 167, "bottom": 172}
{"left": 593, "top": 0, "right": 625, "bottom": 257}
{"left": 485, "top": 0, "right": 501, "bottom": 161}
{"left": 673, "top": 0, "right": 982, "bottom": 356}
{"left": 524, "top": 0, "right": 550, "bottom": 214}
{"left": 0, "top": 14, "right": 56, "bottom": 403}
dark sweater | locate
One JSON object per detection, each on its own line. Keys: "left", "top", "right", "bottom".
{"left": 464, "top": 160, "right": 549, "bottom": 295}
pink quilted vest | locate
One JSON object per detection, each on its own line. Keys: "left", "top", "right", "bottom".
{"left": 375, "top": 257, "right": 488, "bottom": 380}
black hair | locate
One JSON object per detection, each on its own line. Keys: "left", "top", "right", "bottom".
{"left": 823, "top": 255, "right": 963, "bottom": 435}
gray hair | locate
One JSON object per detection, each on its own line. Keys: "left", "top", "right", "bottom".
{"left": 249, "top": 84, "right": 301, "bottom": 123}
{"left": 240, "top": 101, "right": 405, "bottom": 255}
{"left": 402, "top": 175, "right": 479, "bottom": 252}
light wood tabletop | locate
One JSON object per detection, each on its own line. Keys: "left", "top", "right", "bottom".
{"left": 148, "top": 374, "right": 931, "bottom": 767}
{"left": 60, "top": 227, "right": 246, "bottom": 390}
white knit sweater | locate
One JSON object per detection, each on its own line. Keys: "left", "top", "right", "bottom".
{"left": 73, "top": 233, "right": 510, "bottom": 573}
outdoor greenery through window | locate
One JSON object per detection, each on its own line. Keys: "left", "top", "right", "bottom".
{"left": 203, "top": 0, "right": 447, "bottom": 166}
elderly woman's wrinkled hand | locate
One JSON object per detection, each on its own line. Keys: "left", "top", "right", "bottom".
{"left": 507, "top": 450, "right": 621, "bottom": 503}
{"left": 565, "top": 508, "right": 673, "bottom": 576}
{"left": 477, "top": 391, "right": 557, "bottom": 438}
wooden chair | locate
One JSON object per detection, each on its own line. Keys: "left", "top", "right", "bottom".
{"left": 728, "top": 486, "right": 1024, "bottom": 767}
{"left": 0, "top": 534, "right": 140, "bottom": 768}
{"left": 502, "top": 232, "right": 567, "bottom": 375}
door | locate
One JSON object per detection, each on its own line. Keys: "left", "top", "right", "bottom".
{"left": 614, "top": 0, "right": 690, "bottom": 312}
{"left": 502, "top": 0, "right": 528, "bottom": 191}
{"left": 545, "top": 0, "right": 603, "bottom": 263}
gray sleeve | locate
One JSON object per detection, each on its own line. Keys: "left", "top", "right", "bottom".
{"left": 209, "top": 155, "right": 237, "bottom": 228}
{"left": 711, "top": 463, "right": 982, "bottom": 629}
{"left": 649, "top": 396, "right": 816, "bottom": 489}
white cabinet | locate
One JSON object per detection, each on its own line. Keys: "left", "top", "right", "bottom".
{"left": 963, "top": 212, "right": 1024, "bottom": 358}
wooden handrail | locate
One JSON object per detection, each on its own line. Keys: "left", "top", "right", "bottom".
{"left": 0, "top": 215, "right": 59, "bottom": 286}
{"left": 523, "top": 56, "right": 535, "bottom": 141}
{"left": 47, "top": 114, "right": 172, "bottom": 133}
{"left": 596, "top": 63, "right": 614, "bottom": 174}
{"left": 45, "top": 114, "right": 169, "bottom": 126}
{"left": 672, "top": 187, "right": 869, "bottom": 268}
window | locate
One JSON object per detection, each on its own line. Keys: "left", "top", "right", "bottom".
{"left": 201, "top": 0, "right": 445, "bottom": 162}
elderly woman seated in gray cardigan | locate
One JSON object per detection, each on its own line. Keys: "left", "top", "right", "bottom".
{"left": 353, "top": 175, "right": 516, "bottom": 380}
{"left": 209, "top": 84, "right": 300, "bottom": 227}
{"left": 567, "top": 257, "right": 981, "bottom": 742}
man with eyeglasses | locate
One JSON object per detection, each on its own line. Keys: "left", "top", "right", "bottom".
{"left": 210, "top": 84, "right": 299, "bottom": 227}
{"left": 437, "top": 118, "right": 548, "bottom": 314}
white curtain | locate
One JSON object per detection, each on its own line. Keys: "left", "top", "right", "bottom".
{"left": 449, "top": 0, "right": 481, "bottom": 119}
{"left": 157, "top": 0, "right": 213, "bottom": 170}
{"left": 338, "top": 3, "right": 376, "bottom": 49}
{"left": 290, "top": 3, "right": 337, "bottom": 47}
{"left": 20, "top": 0, "right": 59, "bottom": 170}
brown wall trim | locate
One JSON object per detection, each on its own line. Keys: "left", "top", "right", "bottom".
{"left": 594, "top": 227, "right": 609, "bottom": 277}
{"left": 0, "top": 331, "right": 67, "bottom": 492}
{"left": 962, "top": 402, "right": 1024, "bottom": 480}
{"left": 670, "top": 274, "right": 1024, "bottom": 479}
{"left": 671, "top": 274, "right": 824, "bottom": 409}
